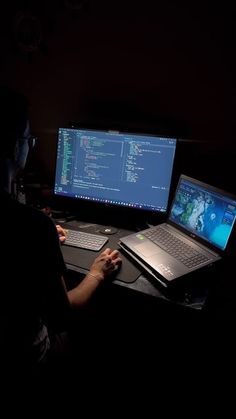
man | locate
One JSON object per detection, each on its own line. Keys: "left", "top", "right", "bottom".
{"left": 0, "top": 86, "right": 122, "bottom": 372}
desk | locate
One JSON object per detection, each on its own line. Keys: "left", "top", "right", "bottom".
{"left": 58, "top": 218, "right": 236, "bottom": 367}
{"left": 60, "top": 219, "right": 213, "bottom": 313}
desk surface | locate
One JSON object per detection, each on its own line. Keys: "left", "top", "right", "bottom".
{"left": 60, "top": 219, "right": 215, "bottom": 311}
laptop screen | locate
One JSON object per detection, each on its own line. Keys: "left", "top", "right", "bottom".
{"left": 54, "top": 127, "right": 177, "bottom": 214}
{"left": 169, "top": 175, "right": 236, "bottom": 250}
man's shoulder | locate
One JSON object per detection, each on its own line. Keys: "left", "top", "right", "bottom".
{"left": 21, "top": 203, "right": 49, "bottom": 220}
{"left": 10, "top": 200, "right": 57, "bottom": 234}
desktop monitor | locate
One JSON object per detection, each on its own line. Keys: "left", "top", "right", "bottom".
{"left": 54, "top": 127, "right": 177, "bottom": 221}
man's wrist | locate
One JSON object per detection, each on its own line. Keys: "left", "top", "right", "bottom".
{"left": 87, "top": 271, "right": 104, "bottom": 283}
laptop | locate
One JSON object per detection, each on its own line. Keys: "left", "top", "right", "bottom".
{"left": 119, "top": 175, "right": 236, "bottom": 287}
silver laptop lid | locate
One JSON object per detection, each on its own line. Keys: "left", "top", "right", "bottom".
{"left": 168, "top": 175, "right": 236, "bottom": 251}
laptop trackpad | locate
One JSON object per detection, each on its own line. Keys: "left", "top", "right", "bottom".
{"left": 135, "top": 242, "right": 161, "bottom": 257}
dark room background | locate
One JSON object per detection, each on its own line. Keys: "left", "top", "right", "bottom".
{"left": 0, "top": 0, "right": 235, "bottom": 194}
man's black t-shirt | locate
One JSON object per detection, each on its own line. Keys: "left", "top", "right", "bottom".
{"left": 1, "top": 191, "right": 69, "bottom": 365}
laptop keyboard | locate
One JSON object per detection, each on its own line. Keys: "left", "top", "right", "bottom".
{"left": 64, "top": 229, "right": 108, "bottom": 251}
{"left": 143, "top": 226, "right": 210, "bottom": 268}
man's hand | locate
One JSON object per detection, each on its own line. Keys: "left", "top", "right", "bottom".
{"left": 56, "top": 224, "right": 66, "bottom": 244}
{"left": 88, "top": 248, "right": 122, "bottom": 282}
{"left": 67, "top": 248, "right": 122, "bottom": 307}
{"left": 41, "top": 207, "right": 66, "bottom": 244}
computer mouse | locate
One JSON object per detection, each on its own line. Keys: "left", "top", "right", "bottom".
{"left": 111, "top": 261, "right": 122, "bottom": 277}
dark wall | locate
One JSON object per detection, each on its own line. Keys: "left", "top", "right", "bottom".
{"left": 0, "top": 1, "right": 235, "bottom": 192}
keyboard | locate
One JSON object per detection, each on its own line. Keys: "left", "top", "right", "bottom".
{"left": 143, "top": 226, "right": 209, "bottom": 268}
{"left": 64, "top": 229, "right": 109, "bottom": 251}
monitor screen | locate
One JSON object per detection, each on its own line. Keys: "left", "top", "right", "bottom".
{"left": 169, "top": 175, "right": 236, "bottom": 251}
{"left": 54, "top": 127, "right": 177, "bottom": 214}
